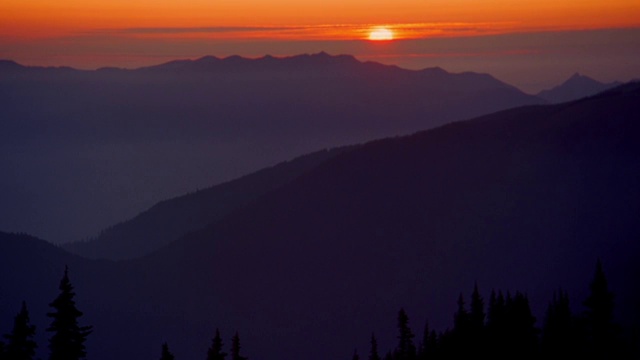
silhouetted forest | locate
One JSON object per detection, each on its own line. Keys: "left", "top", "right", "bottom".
{"left": 160, "top": 330, "right": 248, "bottom": 360}
{"left": 352, "top": 260, "right": 636, "bottom": 360}
{"left": 1, "top": 261, "right": 636, "bottom": 359}
{"left": 0, "top": 266, "right": 250, "bottom": 360}
{"left": 0, "top": 267, "right": 91, "bottom": 360}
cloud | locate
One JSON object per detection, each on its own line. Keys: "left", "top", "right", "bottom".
{"left": 81, "top": 22, "right": 521, "bottom": 41}
{"left": 116, "top": 26, "right": 305, "bottom": 34}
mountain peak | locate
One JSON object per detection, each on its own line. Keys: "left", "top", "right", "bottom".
{"left": 537, "top": 72, "right": 621, "bottom": 103}
{"left": 0, "top": 59, "right": 25, "bottom": 71}
{"left": 195, "top": 55, "right": 222, "bottom": 63}
{"left": 420, "top": 66, "right": 447, "bottom": 74}
{"left": 564, "top": 72, "right": 597, "bottom": 85}
{"left": 294, "top": 52, "right": 359, "bottom": 64}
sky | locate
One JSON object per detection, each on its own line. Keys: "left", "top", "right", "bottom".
{"left": 2, "top": 0, "right": 640, "bottom": 92}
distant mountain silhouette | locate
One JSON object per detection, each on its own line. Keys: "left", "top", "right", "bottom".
{"left": 63, "top": 147, "right": 351, "bottom": 260}
{"left": 537, "top": 72, "right": 621, "bottom": 103}
{"left": 1, "top": 83, "right": 638, "bottom": 360}
{"left": 0, "top": 59, "right": 23, "bottom": 71}
{"left": 0, "top": 53, "right": 543, "bottom": 243}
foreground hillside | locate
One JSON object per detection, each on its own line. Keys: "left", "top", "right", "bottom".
{"left": 1, "top": 83, "right": 638, "bottom": 360}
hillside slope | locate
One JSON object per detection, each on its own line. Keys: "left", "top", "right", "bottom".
{"left": 1, "top": 84, "right": 638, "bottom": 360}
{"left": 63, "top": 147, "right": 351, "bottom": 260}
{"left": 0, "top": 53, "right": 543, "bottom": 242}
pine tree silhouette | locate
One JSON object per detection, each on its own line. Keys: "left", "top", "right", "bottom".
{"left": 469, "top": 284, "right": 485, "bottom": 332}
{"left": 352, "top": 348, "right": 360, "bottom": 360}
{"left": 4, "top": 301, "right": 37, "bottom": 360}
{"left": 426, "top": 330, "right": 438, "bottom": 359}
{"left": 486, "top": 290, "right": 504, "bottom": 331}
{"left": 469, "top": 284, "right": 486, "bottom": 355}
{"left": 583, "top": 260, "right": 618, "bottom": 357}
{"left": 160, "top": 342, "right": 175, "bottom": 360}
{"left": 394, "top": 308, "right": 416, "bottom": 360}
{"left": 541, "top": 289, "right": 577, "bottom": 356}
{"left": 486, "top": 290, "right": 507, "bottom": 357}
{"left": 368, "top": 333, "right": 381, "bottom": 360}
{"left": 451, "top": 293, "right": 472, "bottom": 357}
{"left": 417, "top": 321, "right": 429, "bottom": 360}
{"left": 504, "top": 292, "right": 538, "bottom": 357}
{"left": 46, "top": 266, "right": 92, "bottom": 360}
{"left": 415, "top": 321, "right": 440, "bottom": 360}
{"left": 207, "top": 329, "right": 227, "bottom": 360}
{"left": 230, "top": 332, "right": 247, "bottom": 360}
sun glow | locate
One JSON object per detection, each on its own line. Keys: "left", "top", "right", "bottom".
{"left": 368, "top": 27, "right": 394, "bottom": 41}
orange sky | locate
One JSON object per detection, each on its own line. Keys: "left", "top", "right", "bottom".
{"left": 2, "top": 0, "right": 640, "bottom": 40}
{"left": 2, "top": 1, "right": 639, "bottom": 92}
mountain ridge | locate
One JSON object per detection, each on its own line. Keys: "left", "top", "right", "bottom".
{"left": 136, "top": 81, "right": 640, "bottom": 359}
{"left": 63, "top": 146, "right": 354, "bottom": 260}
{"left": 64, "top": 80, "right": 640, "bottom": 262}
{"left": 1, "top": 52, "right": 527, "bottom": 92}
{"left": 0, "top": 52, "right": 544, "bottom": 243}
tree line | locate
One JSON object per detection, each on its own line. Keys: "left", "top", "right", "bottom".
{"left": 0, "top": 266, "right": 250, "bottom": 360}
{"left": 2, "top": 261, "right": 635, "bottom": 359}
{"left": 161, "top": 329, "right": 249, "bottom": 360}
{"left": 351, "top": 260, "right": 636, "bottom": 360}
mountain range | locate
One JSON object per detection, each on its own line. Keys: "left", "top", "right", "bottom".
{"left": 0, "top": 53, "right": 545, "bottom": 243}
{"left": 1, "top": 82, "right": 639, "bottom": 360}
{"left": 58, "top": 66, "right": 631, "bottom": 262}
{"left": 536, "top": 72, "right": 622, "bottom": 103}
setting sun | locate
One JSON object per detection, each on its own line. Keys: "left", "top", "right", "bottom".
{"left": 368, "top": 27, "right": 394, "bottom": 41}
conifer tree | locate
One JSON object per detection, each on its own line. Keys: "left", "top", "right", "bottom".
{"left": 368, "top": 333, "right": 381, "bottom": 360}
{"left": 417, "top": 321, "right": 429, "bottom": 360}
{"left": 469, "top": 284, "right": 485, "bottom": 333}
{"left": 486, "top": 290, "right": 508, "bottom": 358}
{"left": 436, "top": 329, "right": 454, "bottom": 356}
{"left": 469, "top": 284, "right": 486, "bottom": 355}
{"left": 160, "top": 342, "right": 175, "bottom": 360}
{"left": 541, "top": 289, "right": 576, "bottom": 356}
{"left": 46, "top": 266, "right": 93, "bottom": 360}
{"left": 453, "top": 294, "right": 469, "bottom": 335}
{"left": 451, "top": 293, "right": 472, "bottom": 357}
{"left": 352, "top": 349, "right": 360, "bottom": 360}
{"left": 426, "top": 330, "right": 438, "bottom": 359}
{"left": 394, "top": 308, "right": 416, "bottom": 360}
{"left": 4, "top": 301, "right": 37, "bottom": 360}
{"left": 206, "top": 329, "right": 227, "bottom": 360}
{"left": 583, "top": 260, "right": 618, "bottom": 357}
{"left": 504, "top": 292, "right": 538, "bottom": 356}
{"left": 230, "top": 332, "right": 247, "bottom": 360}
{"left": 416, "top": 321, "right": 440, "bottom": 360}
{"left": 486, "top": 290, "right": 505, "bottom": 333}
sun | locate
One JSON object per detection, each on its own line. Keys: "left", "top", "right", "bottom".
{"left": 368, "top": 27, "right": 394, "bottom": 41}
